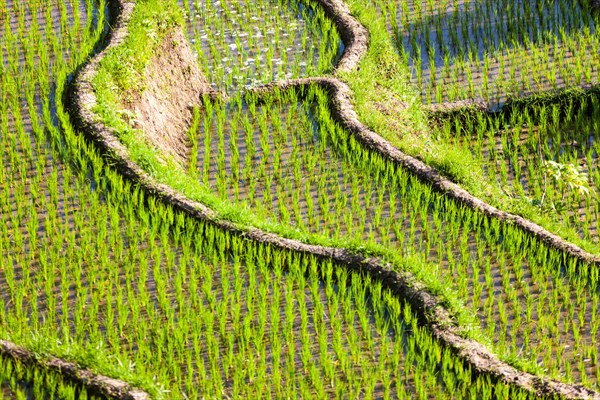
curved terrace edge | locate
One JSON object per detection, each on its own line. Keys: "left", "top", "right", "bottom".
{"left": 0, "top": 340, "right": 149, "bottom": 399}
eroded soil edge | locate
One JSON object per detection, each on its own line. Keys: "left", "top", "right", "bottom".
{"left": 123, "top": 29, "right": 217, "bottom": 166}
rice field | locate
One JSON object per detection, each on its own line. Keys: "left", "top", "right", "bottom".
{"left": 437, "top": 96, "right": 600, "bottom": 244}
{"left": 2, "top": 0, "right": 600, "bottom": 398}
{"left": 369, "top": 0, "right": 600, "bottom": 108}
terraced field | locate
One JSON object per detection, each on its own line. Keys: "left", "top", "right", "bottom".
{"left": 191, "top": 85, "right": 600, "bottom": 388}
{"left": 378, "top": 0, "right": 600, "bottom": 108}
{"left": 1, "top": 0, "right": 600, "bottom": 399}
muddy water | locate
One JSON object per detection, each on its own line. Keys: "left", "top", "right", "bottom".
{"left": 391, "top": 0, "right": 599, "bottom": 109}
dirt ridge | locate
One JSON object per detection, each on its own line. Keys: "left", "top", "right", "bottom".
{"left": 0, "top": 340, "right": 149, "bottom": 400}
{"left": 309, "top": 0, "right": 368, "bottom": 73}
{"left": 67, "top": 0, "right": 600, "bottom": 399}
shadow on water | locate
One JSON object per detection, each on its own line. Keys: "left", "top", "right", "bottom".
{"left": 397, "top": 0, "right": 593, "bottom": 67}
{"left": 393, "top": 0, "right": 596, "bottom": 106}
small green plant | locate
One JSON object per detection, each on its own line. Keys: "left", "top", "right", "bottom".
{"left": 542, "top": 160, "right": 591, "bottom": 201}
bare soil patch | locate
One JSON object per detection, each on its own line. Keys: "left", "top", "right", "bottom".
{"left": 124, "top": 29, "right": 216, "bottom": 166}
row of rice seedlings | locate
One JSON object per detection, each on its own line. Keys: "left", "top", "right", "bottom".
{"left": 191, "top": 83, "right": 600, "bottom": 388}
{"left": 1, "top": 0, "right": 92, "bottom": 78}
{"left": 0, "top": 0, "right": 539, "bottom": 397}
{"left": 0, "top": 354, "right": 102, "bottom": 400}
{"left": 0, "top": 0, "right": 105, "bottom": 314}
{"left": 366, "top": 0, "right": 599, "bottom": 108}
{"left": 440, "top": 95, "right": 600, "bottom": 244}
{"left": 178, "top": 0, "right": 341, "bottom": 93}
